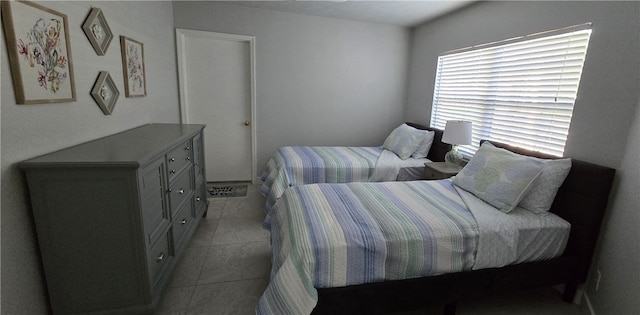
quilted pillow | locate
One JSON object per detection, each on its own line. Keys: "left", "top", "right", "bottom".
{"left": 383, "top": 124, "right": 424, "bottom": 160}
{"left": 411, "top": 129, "right": 435, "bottom": 159}
{"left": 452, "top": 142, "right": 545, "bottom": 213}
{"left": 519, "top": 158, "right": 572, "bottom": 214}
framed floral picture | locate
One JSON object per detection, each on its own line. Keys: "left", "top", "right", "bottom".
{"left": 82, "top": 7, "right": 113, "bottom": 56}
{"left": 90, "top": 71, "right": 119, "bottom": 115}
{"left": 1, "top": 0, "right": 76, "bottom": 104}
{"left": 120, "top": 36, "right": 146, "bottom": 97}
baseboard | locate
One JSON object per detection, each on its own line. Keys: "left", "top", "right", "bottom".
{"left": 582, "top": 290, "right": 596, "bottom": 315}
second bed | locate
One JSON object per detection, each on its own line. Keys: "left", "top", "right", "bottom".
{"left": 261, "top": 122, "right": 450, "bottom": 209}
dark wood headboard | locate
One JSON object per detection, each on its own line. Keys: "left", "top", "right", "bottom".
{"left": 406, "top": 122, "right": 450, "bottom": 162}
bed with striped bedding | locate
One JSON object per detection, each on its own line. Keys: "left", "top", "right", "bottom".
{"left": 257, "top": 180, "right": 479, "bottom": 315}
{"left": 260, "top": 141, "right": 614, "bottom": 314}
{"left": 260, "top": 146, "right": 385, "bottom": 210}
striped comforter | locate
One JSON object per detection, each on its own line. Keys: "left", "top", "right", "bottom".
{"left": 260, "top": 146, "right": 384, "bottom": 210}
{"left": 257, "top": 180, "right": 479, "bottom": 315}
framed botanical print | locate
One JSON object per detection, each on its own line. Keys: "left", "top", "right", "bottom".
{"left": 82, "top": 7, "right": 113, "bottom": 56}
{"left": 120, "top": 36, "right": 146, "bottom": 97}
{"left": 1, "top": 0, "right": 76, "bottom": 104}
{"left": 90, "top": 71, "right": 119, "bottom": 115}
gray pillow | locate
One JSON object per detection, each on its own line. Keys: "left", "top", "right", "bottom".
{"left": 452, "top": 142, "right": 544, "bottom": 213}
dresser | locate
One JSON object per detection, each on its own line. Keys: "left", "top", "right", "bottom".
{"left": 20, "top": 123, "right": 207, "bottom": 314}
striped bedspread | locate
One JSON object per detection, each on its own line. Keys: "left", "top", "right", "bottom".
{"left": 260, "top": 146, "right": 384, "bottom": 210}
{"left": 257, "top": 180, "right": 479, "bottom": 315}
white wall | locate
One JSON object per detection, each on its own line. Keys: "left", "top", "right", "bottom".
{"left": 406, "top": 2, "right": 640, "bottom": 314}
{"left": 172, "top": 2, "right": 411, "bottom": 172}
{"left": 0, "top": 1, "right": 179, "bottom": 313}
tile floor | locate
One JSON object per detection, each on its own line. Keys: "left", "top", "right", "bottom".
{"left": 153, "top": 183, "right": 588, "bottom": 315}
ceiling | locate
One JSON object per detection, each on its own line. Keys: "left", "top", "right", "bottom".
{"left": 216, "top": 1, "right": 476, "bottom": 28}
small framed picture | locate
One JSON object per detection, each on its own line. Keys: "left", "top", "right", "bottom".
{"left": 82, "top": 7, "right": 113, "bottom": 56}
{"left": 90, "top": 71, "right": 119, "bottom": 115}
{"left": 120, "top": 36, "right": 146, "bottom": 97}
{"left": 1, "top": 0, "right": 76, "bottom": 104}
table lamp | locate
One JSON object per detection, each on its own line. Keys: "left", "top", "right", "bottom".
{"left": 442, "top": 120, "right": 472, "bottom": 168}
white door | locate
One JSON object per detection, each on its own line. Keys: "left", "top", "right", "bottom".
{"left": 176, "top": 29, "right": 256, "bottom": 183}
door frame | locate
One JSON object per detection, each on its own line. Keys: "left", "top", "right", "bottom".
{"left": 175, "top": 28, "right": 257, "bottom": 184}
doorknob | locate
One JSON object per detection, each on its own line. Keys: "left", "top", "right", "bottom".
{"left": 244, "top": 120, "right": 250, "bottom": 126}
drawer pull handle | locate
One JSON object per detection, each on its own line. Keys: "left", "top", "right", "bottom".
{"left": 181, "top": 218, "right": 187, "bottom": 225}
{"left": 168, "top": 188, "right": 172, "bottom": 192}
{"left": 185, "top": 147, "right": 190, "bottom": 151}
{"left": 196, "top": 197, "right": 201, "bottom": 202}
{"left": 170, "top": 169, "right": 176, "bottom": 174}
{"left": 156, "top": 253, "right": 164, "bottom": 263}
{"left": 195, "top": 162, "right": 199, "bottom": 166}
{"left": 178, "top": 189, "right": 184, "bottom": 194}
{"left": 186, "top": 157, "right": 191, "bottom": 161}
{"left": 169, "top": 157, "right": 175, "bottom": 162}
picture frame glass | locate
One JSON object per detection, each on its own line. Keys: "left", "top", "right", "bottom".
{"left": 120, "top": 36, "right": 146, "bottom": 97}
{"left": 2, "top": 1, "right": 76, "bottom": 104}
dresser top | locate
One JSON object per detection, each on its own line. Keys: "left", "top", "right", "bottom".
{"left": 20, "top": 123, "right": 205, "bottom": 169}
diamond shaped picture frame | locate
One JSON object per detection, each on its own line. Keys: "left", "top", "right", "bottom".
{"left": 82, "top": 7, "right": 113, "bottom": 56}
{"left": 90, "top": 71, "right": 119, "bottom": 115}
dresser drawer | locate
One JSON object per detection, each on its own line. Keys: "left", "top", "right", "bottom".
{"left": 172, "top": 198, "right": 195, "bottom": 251}
{"left": 168, "top": 168, "right": 193, "bottom": 212}
{"left": 147, "top": 230, "right": 172, "bottom": 288}
{"left": 167, "top": 140, "right": 192, "bottom": 181}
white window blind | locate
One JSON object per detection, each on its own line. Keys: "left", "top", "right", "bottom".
{"left": 430, "top": 24, "right": 592, "bottom": 157}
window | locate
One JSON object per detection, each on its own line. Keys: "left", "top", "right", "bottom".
{"left": 430, "top": 23, "right": 592, "bottom": 157}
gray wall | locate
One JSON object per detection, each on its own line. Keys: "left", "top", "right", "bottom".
{"left": 587, "top": 97, "right": 640, "bottom": 314}
{"left": 172, "top": 2, "right": 411, "bottom": 173}
{"left": 1, "top": 1, "right": 179, "bottom": 313}
{"left": 407, "top": 1, "right": 639, "bottom": 168}
{"left": 406, "top": 1, "right": 640, "bottom": 314}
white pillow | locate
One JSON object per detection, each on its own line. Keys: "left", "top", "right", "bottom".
{"left": 411, "top": 129, "right": 435, "bottom": 159}
{"left": 452, "top": 142, "right": 545, "bottom": 213}
{"left": 382, "top": 124, "right": 424, "bottom": 160}
{"left": 519, "top": 158, "right": 572, "bottom": 214}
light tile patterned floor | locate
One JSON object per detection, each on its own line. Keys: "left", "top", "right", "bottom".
{"left": 154, "top": 184, "right": 588, "bottom": 315}
{"left": 154, "top": 184, "right": 270, "bottom": 315}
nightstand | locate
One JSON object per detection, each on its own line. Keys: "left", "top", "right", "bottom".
{"left": 424, "top": 162, "right": 462, "bottom": 180}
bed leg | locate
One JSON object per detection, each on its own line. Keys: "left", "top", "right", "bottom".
{"left": 562, "top": 282, "right": 578, "bottom": 303}
{"left": 444, "top": 302, "right": 457, "bottom": 315}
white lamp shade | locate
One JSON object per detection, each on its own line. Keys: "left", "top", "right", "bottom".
{"left": 442, "top": 120, "right": 472, "bottom": 145}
